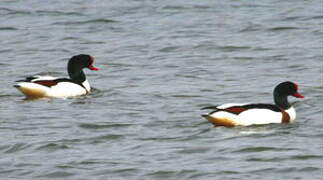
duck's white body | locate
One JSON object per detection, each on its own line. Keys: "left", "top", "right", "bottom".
{"left": 204, "top": 103, "right": 296, "bottom": 126}
{"left": 15, "top": 76, "right": 90, "bottom": 98}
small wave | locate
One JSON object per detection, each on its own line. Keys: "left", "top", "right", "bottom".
{"left": 298, "top": 167, "right": 321, "bottom": 172}
{"left": 75, "top": 18, "right": 118, "bottom": 24}
{"left": 217, "top": 45, "right": 251, "bottom": 52}
{"left": 246, "top": 154, "right": 323, "bottom": 163}
{"left": 88, "top": 134, "right": 123, "bottom": 142}
{"left": 0, "top": 27, "right": 18, "bottom": 31}
{"left": 75, "top": 160, "right": 106, "bottom": 165}
{"left": 138, "top": 137, "right": 182, "bottom": 142}
{"left": 305, "top": 15, "right": 323, "bottom": 20}
{"left": 79, "top": 123, "right": 132, "bottom": 129}
{"left": 239, "top": 24, "right": 262, "bottom": 32}
{"left": 54, "top": 18, "right": 118, "bottom": 25}
{"left": 0, "top": 7, "right": 31, "bottom": 15}
{"left": 35, "top": 10, "right": 85, "bottom": 16}
{"left": 3, "top": 143, "right": 31, "bottom": 154}
{"left": 172, "top": 94, "right": 202, "bottom": 98}
{"left": 267, "top": 26, "right": 300, "bottom": 31}
{"left": 36, "top": 143, "right": 70, "bottom": 152}
{"left": 161, "top": 5, "right": 189, "bottom": 10}
{"left": 290, "top": 155, "right": 323, "bottom": 160}
{"left": 36, "top": 171, "right": 74, "bottom": 178}
{"left": 158, "top": 46, "right": 181, "bottom": 53}
{"left": 247, "top": 157, "right": 284, "bottom": 162}
{"left": 175, "top": 147, "right": 210, "bottom": 154}
{"left": 162, "top": 5, "right": 211, "bottom": 11}
{"left": 234, "top": 146, "right": 291, "bottom": 153}
{"left": 283, "top": 16, "right": 304, "bottom": 21}
{"left": 274, "top": 167, "right": 320, "bottom": 173}
{"left": 94, "top": 168, "right": 139, "bottom": 177}
{"left": 146, "top": 170, "right": 178, "bottom": 177}
{"left": 0, "top": 94, "right": 14, "bottom": 98}
{"left": 216, "top": 170, "right": 240, "bottom": 175}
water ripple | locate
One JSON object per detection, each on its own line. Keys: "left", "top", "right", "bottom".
{"left": 0, "top": 27, "right": 18, "bottom": 31}
{"left": 35, "top": 10, "right": 85, "bottom": 16}
{"left": 234, "top": 146, "right": 294, "bottom": 153}
{"left": 79, "top": 123, "right": 132, "bottom": 129}
{"left": 36, "top": 143, "right": 70, "bottom": 152}
{"left": 267, "top": 26, "right": 302, "bottom": 31}
{"left": 36, "top": 171, "right": 75, "bottom": 178}
{"left": 0, "top": 7, "right": 31, "bottom": 15}
{"left": 53, "top": 18, "right": 118, "bottom": 25}
{"left": 3, "top": 143, "right": 31, "bottom": 154}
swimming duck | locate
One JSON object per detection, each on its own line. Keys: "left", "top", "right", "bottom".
{"left": 201, "top": 81, "right": 304, "bottom": 127}
{"left": 14, "top": 54, "right": 99, "bottom": 99}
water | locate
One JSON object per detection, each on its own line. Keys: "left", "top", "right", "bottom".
{"left": 1, "top": 0, "right": 323, "bottom": 179}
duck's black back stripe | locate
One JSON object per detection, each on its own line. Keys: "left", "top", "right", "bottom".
{"left": 16, "top": 76, "right": 39, "bottom": 82}
{"left": 240, "top": 104, "right": 281, "bottom": 112}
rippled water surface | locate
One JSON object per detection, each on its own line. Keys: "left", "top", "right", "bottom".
{"left": 1, "top": 0, "right": 323, "bottom": 179}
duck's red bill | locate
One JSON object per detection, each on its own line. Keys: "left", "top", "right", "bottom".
{"left": 88, "top": 65, "right": 99, "bottom": 71}
{"left": 292, "top": 92, "right": 304, "bottom": 98}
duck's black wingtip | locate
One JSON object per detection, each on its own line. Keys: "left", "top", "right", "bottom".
{"left": 201, "top": 114, "right": 209, "bottom": 118}
{"left": 15, "top": 76, "right": 37, "bottom": 83}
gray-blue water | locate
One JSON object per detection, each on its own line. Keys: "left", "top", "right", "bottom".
{"left": 1, "top": 0, "right": 323, "bottom": 179}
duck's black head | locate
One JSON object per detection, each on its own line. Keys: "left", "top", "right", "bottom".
{"left": 273, "top": 81, "right": 304, "bottom": 109}
{"left": 67, "top": 54, "right": 99, "bottom": 82}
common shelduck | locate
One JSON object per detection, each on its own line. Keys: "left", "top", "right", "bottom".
{"left": 201, "top": 81, "right": 304, "bottom": 127}
{"left": 14, "top": 54, "right": 99, "bottom": 99}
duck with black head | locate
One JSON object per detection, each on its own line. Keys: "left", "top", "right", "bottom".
{"left": 201, "top": 81, "right": 304, "bottom": 127}
{"left": 14, "top": 54, "right": 99, "bottom": 99}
